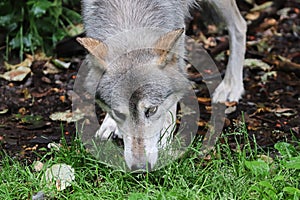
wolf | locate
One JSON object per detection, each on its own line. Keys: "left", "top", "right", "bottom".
{"left": 77, "top": 0, "right": 247, "bottom": 171}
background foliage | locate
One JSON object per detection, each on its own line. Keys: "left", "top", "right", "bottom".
{"left": 0, "top": 0, "right": 82, "bottom": 60}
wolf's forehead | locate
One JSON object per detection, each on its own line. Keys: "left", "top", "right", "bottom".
{"left": 109, "top": 50, "right": 155, "bottom": 68}
{"left": 129, "top": 84, "right": 172, "bottom": 107}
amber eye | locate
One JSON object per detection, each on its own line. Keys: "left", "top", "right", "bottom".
{"left": 145, "top": 106, "right": 158, "bottom": 118}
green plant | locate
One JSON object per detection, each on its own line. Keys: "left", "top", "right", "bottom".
{"left": 0, "top": 0, "right": 82, "bottom": 60}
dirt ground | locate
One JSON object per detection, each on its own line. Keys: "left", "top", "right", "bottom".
{"left": 0, "top": 0, "right": 299, "bottom": 162}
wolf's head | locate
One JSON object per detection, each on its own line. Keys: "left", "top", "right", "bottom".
{"left": 77, "top": 29, "right": 190, "bottom": 171}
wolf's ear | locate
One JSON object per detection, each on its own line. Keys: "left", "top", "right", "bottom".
{"left": 76, "top": 37, "right": 108, "bottom": 66}
{"left": 154, "top": 28, "right": 184, "bottom": 65}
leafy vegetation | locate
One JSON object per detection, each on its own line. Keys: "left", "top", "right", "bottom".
{"left": 0, "top": 0, "right": 82, "bottom": 60}
{"left": 1, "top": 123, "right": 299, "bottom": 199}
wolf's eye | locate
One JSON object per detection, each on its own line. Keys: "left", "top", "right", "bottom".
{"left": 112, "top": 110, "right": 126, "bottom": 121}
{"left": 145, "top": 106, "right": 158, "bottom": 118}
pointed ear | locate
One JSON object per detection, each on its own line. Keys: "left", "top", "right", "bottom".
{"left": 76, "top": 37, "right": 108, "bottom": 66}
{"left": 154, "top": 28, "right": 184, "bottom": 65}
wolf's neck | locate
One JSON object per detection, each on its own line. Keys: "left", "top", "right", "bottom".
{"left": 83, "top": 0, "right": 185, "bottom": 40}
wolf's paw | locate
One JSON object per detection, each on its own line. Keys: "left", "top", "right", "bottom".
{"left": 95, "top": 114, "right": 121, "bottom": 140}
{"left": 212, "top": 80, "right": 244, "bottom": 103}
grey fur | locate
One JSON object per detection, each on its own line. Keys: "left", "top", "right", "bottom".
{"left": 79, "top": 0, "right": 247, "bottom": 170}
{"left": 82, "top": 0, "right": 194, "bottom": 40}
{"left": 81, "top": 0, "right": 195, "bottom": 111}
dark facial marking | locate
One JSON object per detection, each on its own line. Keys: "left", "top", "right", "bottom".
{"left": 129, "top": 84, "right": 173, "bottom": 122}
{"left": 129, "top": 88, "right": 142, "bottom": 121}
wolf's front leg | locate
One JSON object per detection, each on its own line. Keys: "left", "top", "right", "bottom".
{"left": 208, "top": 0, "right": 247, "bottom": 102}
{"left": 95, "top": 114, "right": 121, "bottom": 140}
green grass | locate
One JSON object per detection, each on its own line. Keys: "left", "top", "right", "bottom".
{"left": 1, "top": 124, "right": 300, "bottom": 200}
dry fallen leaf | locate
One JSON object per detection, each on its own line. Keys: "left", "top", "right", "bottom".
{"left": 50, "top": 110, "right": 84, "bottom": 123}
{"left": 250, "top": 1, "right": 273, "bottom": 12}
{"left": 274, "top": 108, "right": 298, "bottom": 117}
{"left": 244, "top": 58, "right": 271, "bottom": 71}
{"left": 43, "top": 163, "right": 75, "bottom": 191}
{"left": 47, "top": 142, "right": 61, "bottom": 151}
{"left": 43, "top": 61, "right": 61, "bottom": 75}
{"left": 0, "top": 106, "right": 9, "bottom": 114}
{"left": 0, "top": 66, "right": 31, "bottom": 81}
{"left": 52, "top": 59, "right": 71, "bottom": 69}
{"left": 277, "top": 8, "right": 292, "bottom": 19}
{"left": 225, "top": 106, "right": 237, "bottom": 114}
{"left": 197, "top": 97, "right": 211, "bottom": 104}
{"left": 257, "top": 155, "right": 274, "bottom": 164}
{"left": 224, "top": 101, "right": 238, "bottom": 107}
{"left": 246, "top": 11, "right": 260, "bottom": 21}
{"left": 33, "top": 161, "right": 44, "bottom": 172}
{"left": 261, "top": 71, "right": 277, "bottom": 84}
{"left": 4, "top": 55, "right": 33, "bottom": 70}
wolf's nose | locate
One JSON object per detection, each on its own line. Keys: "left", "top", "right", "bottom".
{"left": 131, "top": 162, "right": 152, "bottom": 171}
